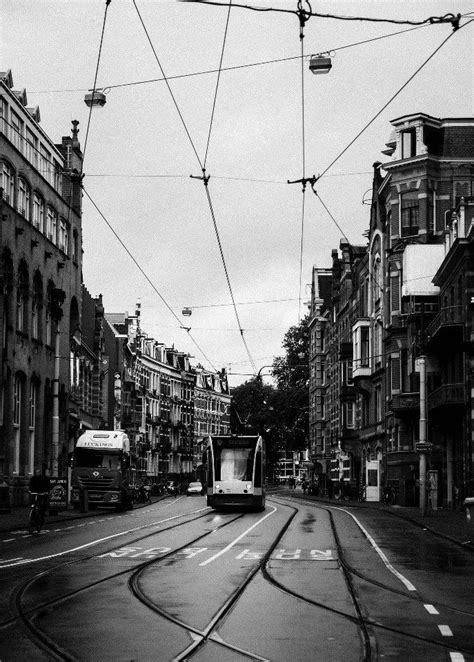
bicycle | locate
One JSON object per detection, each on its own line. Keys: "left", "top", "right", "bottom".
{"left": 28, "top": 491, "right": 48, "bottom": 533}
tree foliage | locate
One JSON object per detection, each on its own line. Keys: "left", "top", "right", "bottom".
{"left": 229, "top": 315, "right": 310, "bottom": 472}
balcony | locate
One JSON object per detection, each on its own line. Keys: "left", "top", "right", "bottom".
{"left": 425, "top": 305, "right": 464, "bottom": 348}
{"left": 358, "top": 422, "right": 384, "bottom": 442}
{"left": 390, "top": 393, "right": 419, "bottom": 413}
{"left": 428, "top": 383, "right": 464, "bottom": 412}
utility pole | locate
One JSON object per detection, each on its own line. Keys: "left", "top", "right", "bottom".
{"left": 415, "top": 303, "right": 431, "bottom": 516}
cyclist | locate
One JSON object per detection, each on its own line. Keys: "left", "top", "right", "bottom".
{"left": 29, "top": 468, "right": 51, "bottom": 525}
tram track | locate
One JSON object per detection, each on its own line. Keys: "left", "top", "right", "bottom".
{"left": 4, "top": 496, "right": 473, "bottom": 661}
{"left": 268, "top": 495, "right": 474, "bottom": 660}
{"left": 4, "top": 508, "right": 243, "bottom": 661}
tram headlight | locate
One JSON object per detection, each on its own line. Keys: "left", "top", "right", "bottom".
{"left": 215, "top": 484, "right": 221, "bottom": 490}
{"left": 246, "top": 484, "right": 252, "bottom": 491}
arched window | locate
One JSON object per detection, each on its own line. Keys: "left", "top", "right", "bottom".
{"left": 46, "top": 206, "right": 57, "bottom": 244}
{"left": 32, "top": 192, "right": 44, "bottom": 232}
{"left": 18, "top": 177, "right": 30, "bottom": 220}
{"left": 58, "top": 217, "right": 68, "bottom": 253}
{"left": 32, "top": 272, "right": 43, "bottom": 341}
{"left": 1, "top": 161, "right": 15, "bottom": 205}
{"left": 13, "top": 373, "right": 25, "bottom": 474}
{"left": 16, "top": 262, "right": 29, "bottom": 334}
{"left": 28, "top": 379, "right": 39, "bottom": 475}
{"left": 72, "top": 229, "right": 78, "bottom": 262}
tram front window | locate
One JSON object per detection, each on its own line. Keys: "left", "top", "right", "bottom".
{"left": 218, "top": 448, "right": 252, "bottom": 481}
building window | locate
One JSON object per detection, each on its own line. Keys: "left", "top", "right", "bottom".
{"left": 39, "top": 145, "right": 51, "bottom": 182}
{"left": 18, "top": 177, "right": 30, "bottom": 220}
{"left": 345, "top": 402, "right": 355, "bottom": 429}
{"left": 401, "top": 192, "right": 419, "bottom": 236}
{"left": 16, "top": 287, "right": 27, "bottom": 333}
{"left": 13, "top": 374, "right": 23, "bottom": 474}
{"left": 53, "top": 159, "right": 62, "bottom": 193}
{"left": 0, "top": 97, "right": 8, "bottom": 137}
{"left": 10, "top": 110, "right": 24, "bottom": 153}
{"left": 1, "top": 161, "right": 15, "bottom": 204}
{"left": 58, "top": 218, "right": 68, "bottom": 253}
{"left": 31, "top": 297, "right": 39, "bottom": 339}
{"left": 33, "top": 193, "right": 44, "bottom": 232}
{"left": 361, "top": 327, "right": 370, "bottom": 367}
{"left": 401, "top": 128, "right": 416, "bottom": 159}
{"left": 375, "top": 384, "right": 382, "bottom": 422}
{"left": 26, "top": 128, "right": 38, "bottom": 167}
{"left": 341, "top": 359, "right": 353, "bottom": 385}
{"left": 28, "top": 382, "right": 37, "bottom": 475}
{"left": 46, "top": 207, "right": 57, "bottom": 243}
{"left": 390, "top": 273, "right": 400, "bottom": 314}
{"left": 45, "top": 305, "right": 52, "bottom": 346}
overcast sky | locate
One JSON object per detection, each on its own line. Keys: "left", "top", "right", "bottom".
{"left": 2, "top": 0, "right": 473, "bottom": 386}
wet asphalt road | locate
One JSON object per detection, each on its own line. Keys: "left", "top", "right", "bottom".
{"left": 0, "top": 494, "right": 472, "bottom": 661}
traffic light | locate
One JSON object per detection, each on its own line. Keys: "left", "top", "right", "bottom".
{"left": 50, "top": 288, "right": 66, "bottom": 320}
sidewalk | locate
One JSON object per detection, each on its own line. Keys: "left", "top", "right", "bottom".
{"left": 270, "top": 487, "right": 474, "bottom": 552}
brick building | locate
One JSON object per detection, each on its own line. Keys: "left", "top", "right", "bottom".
{"left": 309, "top": 113, "right": 474, "bottom": 505}
{"left": 0, "top": 70, "right": 84, "bottom": 503}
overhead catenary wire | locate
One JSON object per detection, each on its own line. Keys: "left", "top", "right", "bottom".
{"left": 182, "top": 1, "right": 462, "bottom": 31}
{"left": 203, "top": 0, "right": 232, "bottom": 169}
{"left": 82, "top": 0, "right": 112, "bottom": 163}
{"left": 82, "top": 186, "right": 217, "bottom": 371}
{"left": 29, "top": 15, "right": 471, "bottom": 96}
{"left": 133, "top": 0, "right": 257, "bottom": 375}
{"left": 297, "top": 7, "right": 307, "bottom": 323}
{"left": 317, "top": 19, "right": 473, "bottom": 182}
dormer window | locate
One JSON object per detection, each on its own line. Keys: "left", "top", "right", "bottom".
{"left": 401, "top": 128, "right": 416, "bottom": 158}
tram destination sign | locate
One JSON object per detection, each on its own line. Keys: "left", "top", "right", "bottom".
{"left": 215, "top": 436, "right": 255, "bottom": 447}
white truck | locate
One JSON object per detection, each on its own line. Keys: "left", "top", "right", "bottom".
{"left": 71, "top": 430, "right": 133, "bottom": 510}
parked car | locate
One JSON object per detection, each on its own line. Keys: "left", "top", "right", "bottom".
{"left": 186, "top": 481, "right": 203, "bottom": 496}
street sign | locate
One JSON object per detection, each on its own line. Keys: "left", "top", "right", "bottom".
{"left": 415, "top": 442, "right": 433, "bottom": 453}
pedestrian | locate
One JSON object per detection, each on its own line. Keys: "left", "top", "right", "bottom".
{"left": 302, "top": 479, "right": 307, "bottom": 495}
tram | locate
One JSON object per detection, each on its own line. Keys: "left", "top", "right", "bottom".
{"left": 206, "top": 435, "right": 266, "bottom": 511}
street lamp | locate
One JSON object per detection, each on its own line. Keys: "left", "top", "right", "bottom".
{"left": 309, "top": 54, "right": 332, "bottom": 75}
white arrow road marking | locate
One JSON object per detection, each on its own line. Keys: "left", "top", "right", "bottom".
{"left": 0, "top": 507, "right": 209, "bottom": 569}
{"left": 199, "top": 506, "right": 277, "bottom": 566}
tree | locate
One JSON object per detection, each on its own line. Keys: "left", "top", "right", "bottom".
{"left": 228, "top": 315, "right": 310, "bottom": 478}
{"left": 271, "top": 315, "right": 310, "bottom": 452}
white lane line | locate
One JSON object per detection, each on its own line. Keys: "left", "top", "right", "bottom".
{"left": 449, "top": 653, "right": 464, "bottom": 661}
{"left": 199, "top": 506, "right": 277, "bottom": 567}
{"left": 0, "top": 507, "right": 209, "bottom": 569}
{"left": 331, "top": 506, "right": 417, "bottom": 591}
{"left": 424, "top": 604, "right": 439, "bottom": 615}
{"left": 439, "top": 625, "right": 453, "bottom": 636}
{"left": 2, "top": 539, "right": 15, "bottom": 543}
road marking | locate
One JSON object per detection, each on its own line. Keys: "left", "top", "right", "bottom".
{"left": 449, "top": 653, "right": 464, "bottom": 661}
{"left": 332, "top": 506, "right": 417, "bottom": 591}
{"left": 0, "top": 507, "right": 209, "bottom": 569}
{"left": 439, "top": 625, "right": 453, "bottom": 636}
{"left": 424, "top": 604, "right": 439, "bottom": 615}
{"left": 199, "top": 506, "right": 277, "bottom": 566}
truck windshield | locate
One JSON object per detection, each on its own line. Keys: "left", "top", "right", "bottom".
{"left": 74, "top": 448, "right": 121, "bottom": 469}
